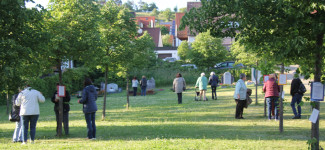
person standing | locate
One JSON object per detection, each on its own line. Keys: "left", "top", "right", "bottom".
{"left": 51, "top": 83, "right": 71, "bottom": 136}
{"left": 140, "top": 76, "right": 147, "bottom": 96}
{"left": 234, "top": 73, "right": 247, "bottom": 119}
{"left": 12, "top": 92, "right": 22, "bottom": 143}
{"left": 209, "top": 72, "right": 219, "bottom": 100}
{"left": 290, "top": 73, "right": 303, "bottom": 119}
{"left": 78, "top": 78, "right": 98, "bottom": 139}
{"left": 16, "top": 84, "right": 45, "bottom": 144}
{"left": 173, "top": 73, "right": 186, "bottom": 104}
{"left": 195, "top": 73, "right": 208, "bottom": 101}
{"left": 132, "top": 77, "right": 139, "bottom": 96}
{"left": 263, "top": 74, "right": 280, "bottom": 120}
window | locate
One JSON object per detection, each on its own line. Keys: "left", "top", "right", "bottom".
{"left": 228, "top": 62, "right": 234, "bottom": 67}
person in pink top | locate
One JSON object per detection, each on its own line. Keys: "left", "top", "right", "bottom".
{"left": 263, "top": 74, "right": 280, "bottom": 120}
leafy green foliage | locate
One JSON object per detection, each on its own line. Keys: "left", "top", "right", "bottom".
{"left": 0, "top": 0, "right": 48, "bottom": 102}
{"left": 161, "top": 8, "right": 172, "bottom": 22}
{"left": 177, "top": 41, "right": 191, "bottom": 62}
{"left": 162, "top": 34, "right": 172, "bottom": 47}
{"left": 159, "top": 26, "right": 169, "bottom": 35}
{"left": 190, "top": 31, "right": 228, "bottom": 69}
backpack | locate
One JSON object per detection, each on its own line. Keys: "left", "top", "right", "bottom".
{"left": 298, "top": 83, "right": 306, "bottom": 94}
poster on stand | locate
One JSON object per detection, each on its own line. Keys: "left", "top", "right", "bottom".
{"left": 57, "top": 85, "right": 66, "bottom": 97}
{"left": 311, "top": 82, "right": 324, "bottom": 101}
{"left": 278, "top": 74, "right": 287, "bottom": 85}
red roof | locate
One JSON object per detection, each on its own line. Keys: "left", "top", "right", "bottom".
{"left": 139, "top": 28, "right": 161, "bottom": 47}
{"left": 136, "top": 16, "right": 156, "bottom": 28}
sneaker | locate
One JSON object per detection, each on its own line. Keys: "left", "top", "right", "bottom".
{"left": 275, "top": 119, "right": 279, "bottom": 121}
{"left": 22, "top": 142, "right": 27, "bottom": 145}
{"left": 91, "top": 138, "right": 96, "bottom": 140}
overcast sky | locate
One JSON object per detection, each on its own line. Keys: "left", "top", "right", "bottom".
{"left": 26, "top": 0, "right": 199, "bottom": 10}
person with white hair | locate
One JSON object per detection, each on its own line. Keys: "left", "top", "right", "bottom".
{"left": 234, "top": 73, "right": 247, "bottom": 119}
{"left": 209, "top": 72, "right": 219, "bottom": 100}
{"left": 195, "top": 73, "right": 208, "bottom": 101}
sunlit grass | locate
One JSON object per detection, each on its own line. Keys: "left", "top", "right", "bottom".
{"left": 0, "top": 84, "right": 324, "bottom": 149}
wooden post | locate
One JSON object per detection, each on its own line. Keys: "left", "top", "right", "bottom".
{"left": 102, "top": 65, "right": 108, "bottom": 120}
{"left": 255, "top": 61, "right": 258, "bottom": 105}
{"left": 126, "top": 75, "right": 130, "bottom": 110}
{"left": 279, "top": 63, "right": 284, "bottom": 133}
{"left": 57, "top": 60, "right": 63, "bottom": 137}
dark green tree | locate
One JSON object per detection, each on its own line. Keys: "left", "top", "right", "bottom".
{"left": 0, "top": 0, "right": 48, "bottom": 113}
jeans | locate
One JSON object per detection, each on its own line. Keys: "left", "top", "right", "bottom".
{"left": 177, "top": 93, "right": 182, "bottom": 104}
{"left": 22, "top": 115, "right": 39, "bottom": 142}
{"left": 141, "top": 86, "right": 146, "bottom": 96}
{"left": 291, "top": 93, "right": 302, "bottom": 117}
{"left": 55, "top": 110, "right": 69, "bottom": 135}
{"left": 85, "top": 112, "right": 96, "bottom": 139}
{"left": 211, "top": 86, "right": 217, "bottom": 99}
{"left": 133, "top": 87, "right": 137, "bottom": 96}
{"left": 13, "top": 120, "right": 22, "bottom": 142}
{"left": 266, "top": 97, "right": 279, "bottom": 119}
{"left": 235, "top": 99, "right": 246, "bottom": 118}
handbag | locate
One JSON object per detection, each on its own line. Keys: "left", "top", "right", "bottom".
{"left": 9, "top": 109, "right": 20, "bottom": 122}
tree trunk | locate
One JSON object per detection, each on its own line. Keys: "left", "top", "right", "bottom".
{"left": 126, "top": 75, "right": 130, "bottom": 110}
{"left": 264, "top": 98, "right": 266, "bottom": 117}
{"left": 311, "top": 33, "right": 323, "bottom": 150}
{"left": 6, "top": 88, "right": 9, "bottom": 115}
{"left": 255, "top": 61, "right": 258, "bottom": 105}
{"left": 57, "top": 60, "right": 63, "bottom": 137}
{"left": 102, "top": 65, "right": 108, "bottom": 120}
{"left": 279, "top": 63, "right": 284, "bottom": 133}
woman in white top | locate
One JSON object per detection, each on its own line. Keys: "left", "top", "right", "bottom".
{"left": 132, "top": 76, "right": 139, "bottom": 96}
{"left": 16, "top": 84, "right": 45, "bottom": 144}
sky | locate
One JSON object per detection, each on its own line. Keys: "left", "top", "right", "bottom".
{"left": 26, "top": 0, "right": 199, "bottom": 10}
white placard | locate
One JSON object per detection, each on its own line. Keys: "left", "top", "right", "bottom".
{"left": 278, "top": 74, "right": 287, "bottom": 85}
{"left": 58, "top": 85, "right": 65, "bottom": 97}
{"left": 311, "top": 82, "right": 324, "bottom": 100}
{"left": 309, "top": 108, "right": 320, "bottom": 123}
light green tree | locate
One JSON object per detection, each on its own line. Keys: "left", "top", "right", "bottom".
{"left": 162, "top": 8, "right": 172, "bottom": 21}
{"left": 191, "top": 31, "right": 228, "bottom": 69}
{"left": 46, "top": 0, "right": 101, "bottom": 136}
{"left": 177, "top": 41, "right": 191, "bottom": 62}
{"left": 98, "top": 0, "right": 137, "bottom": 119}
{"left": 162, "top": 34, "right": 172, "bottom": 47}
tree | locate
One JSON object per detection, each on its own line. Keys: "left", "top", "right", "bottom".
{"left": 159, "top": 26, "right": 169, "bottom": 35}
{"left": 177, "top": 41, "right": 191, "bottom": 62}
{"left": 191, "top": 31, "right": 228, "bottom": 69}
{"left": 181, "top": 0, "right": 325, "bottom": 148}
{"left": 0, "top": 0, "right": 48, "bottom": 114}
{"left": 148, "top": 2, "right": 158, "bottom": 11}
{"left": 150, "top": 8, "right": 159, "bottom": 17}
{"left": 162, "top": 34, "right": 172, "bottom": 47}
{"left": 122, "top": 0, "right": 134, "bottom": 11}
{"left": 46, "top": 0, "right": 101, "bottom": 136}
{"left": 179, "top": 7, "right": 187, "bottom": 13}
{"left": 98, "top": 0, "right": 137, "bottom": 119}
{"left": 174, "top": 6, "right": 178, "bottom": 12}
{"left": 162, "top": 8, "right": 172, "bottom": 22}
{"left": 138, "top": 1, "right": 148, "bottom": 12}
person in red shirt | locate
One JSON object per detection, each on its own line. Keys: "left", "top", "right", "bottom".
{"left": 263, "top": 74, "right": 280, "bottom": 120}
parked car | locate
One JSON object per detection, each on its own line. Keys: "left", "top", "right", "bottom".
{"left": 214, "top": 61, "right": 244, "bottom": 69}
{"left": 162, "top": 57, "right": 177, "bottom": 62}
{"left": 181, "top": 64, "right": 197, "bottom": 69}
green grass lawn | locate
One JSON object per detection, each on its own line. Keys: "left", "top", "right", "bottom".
{"left": 0, "top": 84, "right": 324, "bottom": 149}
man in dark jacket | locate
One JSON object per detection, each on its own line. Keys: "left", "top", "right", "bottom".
{"left": 78, "top": 78, "right": 98, "bottom": 139}
{"left": 51, "top": 84, "right": 71, "bottom": 135}
{"left": 140, "top": 76, "right": 147, "bottom": 96}
{"left": 290, "top": 74, "right": 303, "bottom": 119}
{"left": 209, "top": 72, "right": 219, "bottom": 100}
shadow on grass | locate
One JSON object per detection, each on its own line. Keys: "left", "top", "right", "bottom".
{"left": 0, "top": 123, "right": 318, "bottom": 142}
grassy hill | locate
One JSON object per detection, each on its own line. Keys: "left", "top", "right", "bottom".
{"left": 0, "top": 84, "right": 324, "bottom": 149}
